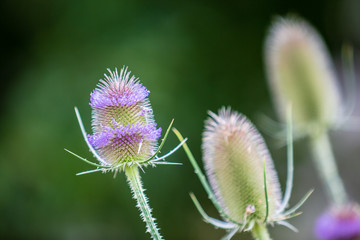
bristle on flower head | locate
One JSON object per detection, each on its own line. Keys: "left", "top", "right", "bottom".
{"left": 202, "top": 107, "right": 282, "bottom": 223}
{"left": 88, "top": 67, "right": 161, "bottom": 166}
{"left": 265, "top": 17, "right": 341, "bottom": 133}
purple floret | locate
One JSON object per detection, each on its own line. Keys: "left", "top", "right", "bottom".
{"left": 88, "top": 120, "right": 161, "bottom": 150}
{"left": 315, "top": 205, "right": 360, "bottom": 240}
{"left": 87, "top": 128, "right": 113, "bottom": 148}
{"left": 89, "top": 82, "right": 149, "bottom": 108}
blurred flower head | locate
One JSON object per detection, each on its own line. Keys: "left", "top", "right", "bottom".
{"left": 265, "top": 17, "right": 342, "bottom": 134}
{"left": 202, "top": 107, "right": 282, "bottom": 223}
{"left": 315, "top": 204, "right": 360, "bottom": 240}
{"left": 87, "top": 67, "right": 162, "bottom": 166}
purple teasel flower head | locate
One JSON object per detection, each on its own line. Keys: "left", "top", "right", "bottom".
{"left": 66, "top": 66, "right": 186, "bottom": 176}
{"left": 87, "top": 67, "right": 162, "bottom": 166}
{"left": 315, "top": 204, "right": 360, "bottom": 240}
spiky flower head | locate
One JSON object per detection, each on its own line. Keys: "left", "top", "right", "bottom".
{"left": 202, "top": 107, "right": 282, "bottom": 223}
{"left": 265, "top": 17, "right": 341, "bottom": 134}
{"left": 315, "top": 204, "right": 360, "bottom": 240}
{"left": 87, "top": 67, "right": 161, "bottom": 166}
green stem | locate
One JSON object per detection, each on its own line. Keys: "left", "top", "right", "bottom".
{"left": 125, "top": 166, "right": 163, "bottom": 240}
{"left": 251, "top": 223, "right": 271, "bottom": 240}
{"left": 310, "top": 131, "right": 348, "bottom": 206}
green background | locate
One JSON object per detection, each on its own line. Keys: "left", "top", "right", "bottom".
{"left": 1, "top": 0, "right": 360, "bottom": 239}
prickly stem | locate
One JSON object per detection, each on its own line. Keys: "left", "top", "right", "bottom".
{"left": 125, "top": 166, "right": 163, "bottom": 240}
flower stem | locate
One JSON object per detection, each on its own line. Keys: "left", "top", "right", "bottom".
{"left": 125, "top": 166, "right": 163, "bottom": 240}
{"left": 310, "top": 131, "right": 348, "bottom": 206}
{"left": 251, "top": 223, "right": 271, "bottom": 240}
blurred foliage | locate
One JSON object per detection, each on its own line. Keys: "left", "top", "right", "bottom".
{"left": 0, "top": 0, "right": 359, "bottom": 239}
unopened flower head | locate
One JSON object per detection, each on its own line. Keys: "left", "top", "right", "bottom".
{"left": 87, "top": 67, "right": 162, "bottom": 166}
{"left": 315, "top": 204, "right": 360, "bottom": 240}
{"left": 202, "top": 108, "right": 282, "bottom": 223}
{"left": 265, "top": 17, "right": 341, "bottom": 133}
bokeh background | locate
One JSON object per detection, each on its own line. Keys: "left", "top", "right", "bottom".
{"left": 1, "top": 0, "right": 360, "bottom": 239}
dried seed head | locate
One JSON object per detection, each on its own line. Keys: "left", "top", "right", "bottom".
{"left": 202, "top": 108, "right": 282, "bottom": 222}
{"left": 265, "top": 17, "right": 341, "bottom": 132}
{"left": 87, "top": 67, "right": 161, "bottom": 166}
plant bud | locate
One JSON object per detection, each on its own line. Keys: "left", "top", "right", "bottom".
{"left": 265, "top": 17, "right": 341, "bottom": 132}
{"left": 202, "top": 108, "right": 282, "bottom": 222}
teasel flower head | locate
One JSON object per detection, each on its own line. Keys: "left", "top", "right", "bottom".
{"left": 265, "top": 17, "right": 342, "bottom": 135}
{"left": 87, "top": 68, "right": 162, "bottom": 166}
{"left": 315, "top": 204, "right": 360, "bottom": 240}
{"left": 173, "top": 107, "right": 312, "bottom": 239}
{"left": 66, "top": 66, "right": 186, "bottom": 175}
{"left": 203, "top": 108, "right": 282, "bottom": 223}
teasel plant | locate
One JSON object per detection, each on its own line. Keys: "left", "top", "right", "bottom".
{"left": 264, "top": 16, "right": 360, "bottom": 239}
{"left": 65, "top": 67, "right": 186, "bottom": 240}
{"left": 264, "top": 16, "right": 357, "bottom": 205}
{"left": 174, "top": 107, "right": 312, "bottom": 240}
